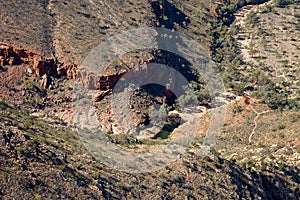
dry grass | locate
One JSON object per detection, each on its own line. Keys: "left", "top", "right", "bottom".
{"left": 235, "top": 1, "right": 300, "bottom": 100}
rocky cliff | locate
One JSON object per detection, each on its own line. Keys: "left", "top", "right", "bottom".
{"left": 0, "top": 42, "right": 76, "bottom": 79}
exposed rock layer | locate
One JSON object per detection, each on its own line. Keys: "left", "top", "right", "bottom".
{"left": 0, "top": 42, "right": 76, "bottom": 78}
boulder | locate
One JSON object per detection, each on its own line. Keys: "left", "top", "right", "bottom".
{"left": 93, "top": 90, "right": 112, "bottom": 102}
{"left": 59, "top": 63, "right": 77, "bottom": 79}
{"left": 40, "top": 74, "right": 51, "bottom": 89}
{"left": 0, "top": 56, "right": 4, "bottom": 66}
{"left": 8, "top": 57, "right": 14, "bottom": 66}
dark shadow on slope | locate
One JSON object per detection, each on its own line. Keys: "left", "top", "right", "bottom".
{"left": 151, "top": 0, "right": 190, "bottom": 30}
{"left": 227, "top": 159, "right": 300, "bottom": 200}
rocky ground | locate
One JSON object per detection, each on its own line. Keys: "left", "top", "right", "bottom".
{"left": 0, "top": 0, "right": 299, "bottom": 199}
{"left": 235, "top": 0, "right": 300, "bottom": 100}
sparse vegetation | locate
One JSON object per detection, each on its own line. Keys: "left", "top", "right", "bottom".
{"left": 0, "top": 0, "right": 299, "bottom": 199}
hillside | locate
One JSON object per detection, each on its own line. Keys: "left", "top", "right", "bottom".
{"left": 0, "top": 0, "right": 299, "bottom": 199}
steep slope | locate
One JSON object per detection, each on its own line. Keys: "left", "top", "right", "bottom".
{"left": 0, "top": 100, "right": 299, "bottom": 199}
{"left": 235, "top": 0, "right": 300, "bottom": 101}
{"left": 0, "top": 0, "right": 56, "bottom": 57}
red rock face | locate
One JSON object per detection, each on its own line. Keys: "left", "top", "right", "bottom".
{"left": 33, "top": 56, "right": 57, "bottom": 76}
{"left": 0, "top": 43, "right": 161, "bottom": 92}
{"left": 58, "top": 63, "right": 77, "bottom": 79}
{"left": 1, "top": 43, "right": 157, "bottom": 92}
{"left": 0, "top": 42, "right": 38, "bottom": 66}
{"left": 0, "top": 42, "right": 78, "bottom": 78}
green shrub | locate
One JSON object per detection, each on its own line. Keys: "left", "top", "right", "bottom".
{"left": 274, "top": 0, "right": 294, "bottom": 8}
{"left": 0, "top": 101, "right": 8, "bottom": 110}
{"left": 232, "top": 102, "right": 243, "bottom": 113}
{"left": 57, "top": 164, "right": 67, "bottom": 171}
{"left": 91, "top": 171, "right": 101, "bottom": 179}
{"left": 277, "top": 124, "right": 286, "bottom": 130}
{"left": 211, "top": 148, "right": 220, "bottom": 157}
{"left": 278, "top": 162, "right": 286, "bottom": 170}
{"left": 294, "top": 13, "right": 300, "bottom": 18}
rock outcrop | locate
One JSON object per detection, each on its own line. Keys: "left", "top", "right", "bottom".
{"left": 33, "top": 56, "right": 57, "bottom": 76}
{"left": 0, "top": 42, "right": 36, "bottom": 66}
{"left": 57, "top": 63, "right": 77, "bottom": 79}
{"left": 0, "top": 42, "right": 77, "bottom": 78}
